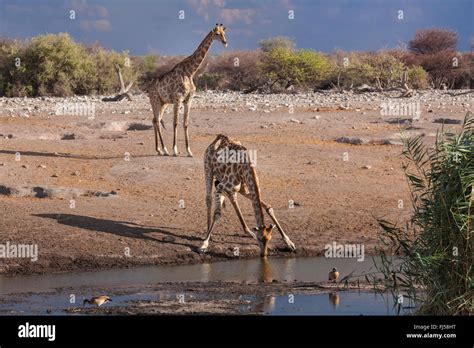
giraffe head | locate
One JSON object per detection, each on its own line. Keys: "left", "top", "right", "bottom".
{"left": 212, "top": 23, "right": 228, "bottom": 47}
{"left": 254, "top": 224, "right": 274, "bottom": 257}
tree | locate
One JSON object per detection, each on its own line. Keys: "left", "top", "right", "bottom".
{"left": 260, "top": 46, "right": 331, "bottom": 91}
{"left": 259, "top": 36, "right": 295, "bottom": 53}
{"left": 22, "top": 33, "right": 95, "bottom": 96}
{"left": 408, "top": 28, "right": 464, "bottom": 89}
{"left": 409, "top": 28, "right": 457, "bottom": 55}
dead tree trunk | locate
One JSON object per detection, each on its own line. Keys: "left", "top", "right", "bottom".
{"left": 102, "top": 64, "right": 133, "bottom": 102}
{"left": 399, "top": 69, "right": 413, "bottom": 98}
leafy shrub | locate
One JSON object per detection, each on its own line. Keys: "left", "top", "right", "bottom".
{"left": 202, "top": 50, "right": 264, "bottom": 91}
{"left": 407, "top": 28, "right": 469, "bottom": 88}
{"left": 0, "top": 33, "right": 138, "bottom": 96}
{"left": 407, "top": 65, "right": 429, "bottom": 89}
{"left": 377, "top": 113, "right": 473, "bottom": 315}
{"left": 260, "top": 46, "right": 331, "bottom": 91}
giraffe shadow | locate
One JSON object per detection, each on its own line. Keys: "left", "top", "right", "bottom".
{"left": 34, "top": 213, "right": 200, "bottom": 250}
{"left": 0, "top": 150, "right": 157, "bottom": 160}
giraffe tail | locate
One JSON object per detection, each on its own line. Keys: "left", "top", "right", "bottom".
{"left": 160, "top": 119, "right": 166, "bottom": 130}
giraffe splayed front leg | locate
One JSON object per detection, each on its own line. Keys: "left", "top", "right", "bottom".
{"left": 199, "top": 187, "right": 225, "bottom": 253}
{"left": 238, "top": 188, "right": 296, "bottom": 252}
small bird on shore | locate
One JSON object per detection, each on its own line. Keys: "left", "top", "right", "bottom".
{"left": 83, "top": 295, "right": 112, "bottom": 307}
{"left": 328, "top": 268, "right": 340, "bottom": 282}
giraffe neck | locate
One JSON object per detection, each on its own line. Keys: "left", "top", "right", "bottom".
{"left": 183, "top": 31, "right": 214, "bottom": 76}
{"left": 247, "top": 166, "right": 265, "bottom": 227}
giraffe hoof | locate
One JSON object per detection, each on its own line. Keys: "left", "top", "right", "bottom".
{"left": 198, "top": 246, "right": 208, "bottom": 254}
{"left": 187, "top": 153, "right": 193, "bottom": 158}
{"left": 163, "top": 149, "right": 170, "bottom": 156}
{"left": 286, "top": 240, "right": 296, "bottom": 252}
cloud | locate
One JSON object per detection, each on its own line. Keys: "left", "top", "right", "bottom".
{"left": 279, "top": 0, "right": 293, "bottom": 9}
{"left": 187, "top": 0, "right": 226, "bottom": 21}
{"left": 192, "top": 29, "right": 208, "bottom": 37}
{"left": 68, "top": 0, "right": 109, "bottom": 17}
{"left": 219, "top": 8, "right": 258, "bottom": 25}
{"left": 80, "top": 19, "right": 112, "bottom": 32}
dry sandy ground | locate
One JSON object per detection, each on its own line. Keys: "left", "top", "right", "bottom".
{"left": 0, "top": 92, "right": 470, "bottom": 275}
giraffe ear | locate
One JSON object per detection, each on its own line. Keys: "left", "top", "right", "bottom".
{"left": 269, "top": 224, "right": 274, "bottom": 230}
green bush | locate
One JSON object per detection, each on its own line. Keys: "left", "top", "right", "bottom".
{"left": 326, "top": 50, "right": 430, "bottom": 91}
{"left": 195, "top": 73, "right": 223, "bottom": 91}
{"left": 87, "top": 45, "right": 137, "bottom": 95}
{"left": 260, "top": 46, "right": 331, "bottom": 90}
{"left": 407, "top": 65, "right": 429, "bottom": 89}
{"left": 21, "top": 33, "right": 94, "bottom": 96}
{"left": 0, "top": 38, "right": 28, "bottom": 96}
{"left": 377, "top": 113, "right": 473, "bottom": 315}
{"left": 0, "top": 33, "right": 138, "bottom": 97}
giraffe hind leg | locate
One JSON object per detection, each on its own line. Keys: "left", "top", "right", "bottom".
{"left": 151, "top": 101, "right": 169, "bottom": 155}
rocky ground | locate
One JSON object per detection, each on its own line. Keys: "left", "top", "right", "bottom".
{"left": 0, "top": 90, "right": 471, "bottom": 275}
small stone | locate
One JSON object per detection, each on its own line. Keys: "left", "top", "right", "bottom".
{"left": 335, "top": 136, "right": 368, "bottom": 145}
{"left": 38, "top": 164, "right": 46, "bottom": 169}
{"left": 61, "top": 133, "right": 75, "bottom": 140}
{"left": 290, "top": 118, "right": 301, "bottom": 124}
{"left": 21, "top": 164, "right": 29, "bottom": 169}
{"left": 363, "top": 165, "right": 372, "bottom": 169}
{"left": 51, "top": 173, "right": 59, "bottom": 178}
{"left": 72, "top": 171, "right": 80, "bottom": 176}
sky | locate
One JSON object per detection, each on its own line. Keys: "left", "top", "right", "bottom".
{"left": 0, "top": 0, "right": 472, "bottom": 56}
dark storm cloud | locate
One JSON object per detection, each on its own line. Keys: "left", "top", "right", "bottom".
{"left": 0, "top": 0, "right": 471, "bottom": 55}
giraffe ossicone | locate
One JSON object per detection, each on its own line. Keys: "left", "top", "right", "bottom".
{"left": 147, "top": 24, "right": 228, "bottom": 157}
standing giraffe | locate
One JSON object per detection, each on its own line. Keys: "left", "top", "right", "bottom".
{"left": 147, "top": 24, "right": 227, "bottom": 157}
{"left": 200, "top": 134, "right": 296, "bottom": 257}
